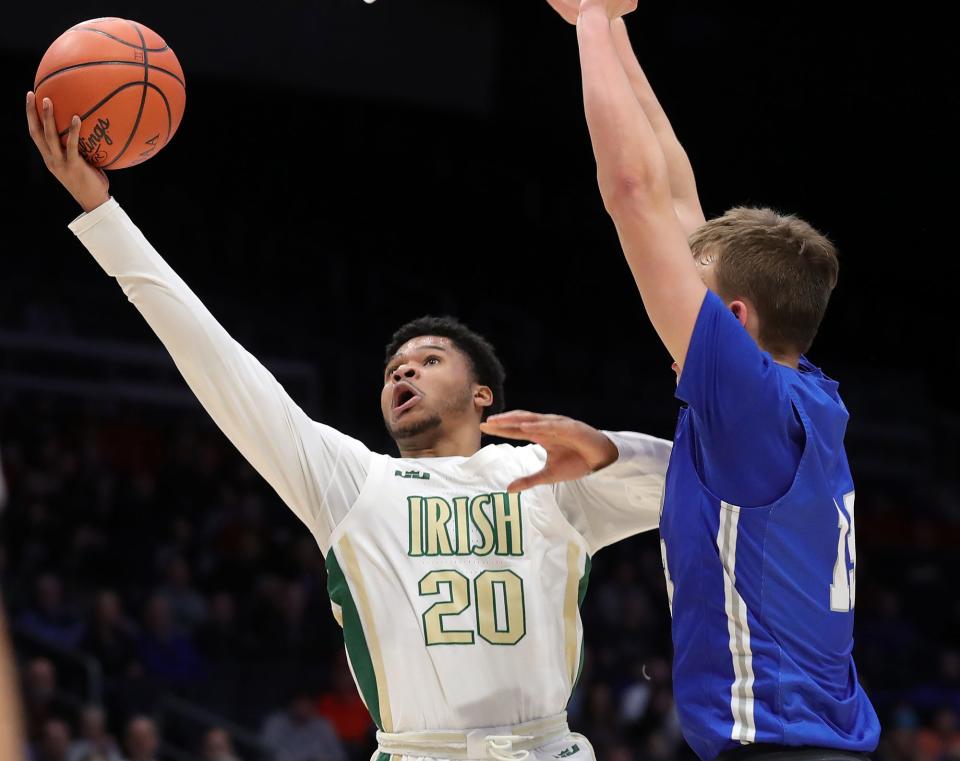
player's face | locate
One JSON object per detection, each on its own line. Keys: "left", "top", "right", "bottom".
{"left": 381, "top": 336, "right": 479, "bottom": 442}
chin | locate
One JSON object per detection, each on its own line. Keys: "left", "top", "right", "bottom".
{"left": 386, "top": 412, "right": 443, "bottom": 442}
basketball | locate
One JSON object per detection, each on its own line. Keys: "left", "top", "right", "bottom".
{"left": 33, "top": 18, "right": 186, "bottom": 170}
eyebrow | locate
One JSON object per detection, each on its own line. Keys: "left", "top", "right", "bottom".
{"left": 385, "top": 344, "right": 449, "bottom": 368}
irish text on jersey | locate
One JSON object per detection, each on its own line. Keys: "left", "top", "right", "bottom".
{"left": 407, "top": 492, "right": 524, "bottom": 557}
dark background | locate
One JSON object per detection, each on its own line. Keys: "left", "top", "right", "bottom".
{"left": 1, "top": 2, "right": 958, "bottom": 761}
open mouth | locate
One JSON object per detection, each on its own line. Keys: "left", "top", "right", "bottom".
{"left": 392, "top": 382, "right": 423, "bottom": 416}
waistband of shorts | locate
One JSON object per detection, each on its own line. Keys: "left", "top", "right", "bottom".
{"left": 375, "top": 711, "right": 569, "bottom": 759}
{"left": 714, "top": 744, "right": 874, "bottom": 761}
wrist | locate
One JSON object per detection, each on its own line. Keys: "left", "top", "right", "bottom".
{"left": 79, "top": 191, "right": 110, "bottom": 214}
{"left": 590, "top": 432, "right": 620, "bottom": 472}
{"left": 579, "top": 0, "right": 612, "bottom": 20}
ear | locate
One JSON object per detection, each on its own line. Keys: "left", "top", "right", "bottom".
{"left": 729, "top": 300, "right": 749, "bottom": 328}
{"left": 474, "top": 385, "right": 494, "bottom": 413}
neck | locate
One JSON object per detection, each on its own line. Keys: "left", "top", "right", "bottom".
{"left": 397, "top": 426, "right": 482, "bottom": 459}
{"left": 771, "top": 351, "right": 801, "bottom": 369}
{"left": 754, "top": 333, "right": 801, "bottom": 368}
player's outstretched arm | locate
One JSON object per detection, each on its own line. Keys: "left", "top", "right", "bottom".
{"left": 481, "top": 409, "right": 671, "bottom": 552}
{"left": 608, "top": 19, "right": 705, "bottom": 236}
{"left": 543, "top": 2, "right": 706, "bottom": 236}
{"left": 576, "top": 1, "right": 706, "bottom": 368}
{"left": 26, "top": 93, "right": 369, "bottom": 551}
{"left": 480, "top": 410, "right": 620, "bottom": 492}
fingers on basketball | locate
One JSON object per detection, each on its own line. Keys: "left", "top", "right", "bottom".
{"left": 33, "top": 17, "right": 186, "bottom": 170}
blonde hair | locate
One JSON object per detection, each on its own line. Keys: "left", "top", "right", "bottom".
{"left": 689, "top": 207, "right": 839, "bottom": 355}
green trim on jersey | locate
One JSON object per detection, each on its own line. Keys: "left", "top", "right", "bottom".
{"left": 578, "top": 554, "right": 592, "bottom": 607}
{"left": 572, "top": 554, "right": 593, "bottom": 696}
{"left": 326, "top": 549, "right": 383, "bottom": 729}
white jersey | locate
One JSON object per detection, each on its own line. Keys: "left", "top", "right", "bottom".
{"left": 69, "top": 199, "right": 672, "bottom": 736}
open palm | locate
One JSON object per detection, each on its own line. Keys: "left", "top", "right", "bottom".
{"left": 479, "top": 410, "right": 618, "bottom": 491}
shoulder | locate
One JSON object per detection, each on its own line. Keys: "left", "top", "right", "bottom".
{"left": 793, "top": 356, "right": 843, "bottom": 398}
{"left": 310, "top": 421, "right": 379, "bottom": 456}
{"left": 456, "top": 443, "right": 547, "bottom": 482}
{"left": 491, "top": 442, "right": 546, "bottom": 468}
{"left": 470, "top": 442, "right": 541, "bottom": 465}
{"left": 784, "top": 358, "right": 849, "bottom": 439}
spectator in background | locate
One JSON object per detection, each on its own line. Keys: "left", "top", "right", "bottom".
{"left": 254, "top": 580, "right": 319, "bottom": 662}
{"left": 200, "top": 727, "right": 240, "bottom": 761}
{"left": 579, "top": 683, "right": 620, "bottom": 756}
{"left": 16, "top": 574, "right": 83, "bottom": 649}
{"left": 6, "top": 395, "right": 960, "bottom": 761}
{"left": 81, "top": 591, "right": 140, "bottom": 679}
{"left": 136, "top": 595, "right": 204, "bottom": 684}
{"left": 315, "top": 651, "right": 372, "bottom": 754}
{"left": 122, "top": 717, "right": 159, "bottom": 761}
{"left": 289, "top": 536, "right": 327, "bottom": 602}
{"left": 646, "top": 731, "right": 679, "bottom": 761}
{"left": 196, "top": 592, "right": 247, "bottom": 663}
{"left": 619, "top": 658, "right": 683, "bottom": 751}
{"left": 607, "top": 745, "right": 635, "bottom": 761}
{"left": 67, "top": 705, "right": 123, "bottom": 761}
{"left": 907, "top": 650, "right": 960, "bottom": 718}
{"left": 22, "top": 658, "right": 73, "bottom": 745}
{"left": 918, "top": 708, "right": 960, "bottom": 761}
{"left": 35, "top": 719, "right": 71, "bottom": 761}
{"left": 877, "top": 704, "right": 920, "bottom": 761}
{"left": 261, "top": 688, "right": 347, "bottom": 761}
{"left": 157, "top": 556, "right": 206, "bottom": 634}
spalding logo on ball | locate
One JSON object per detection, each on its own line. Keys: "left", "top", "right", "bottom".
{"left": 34, "top": 17, "right": 186, "bottom": 169}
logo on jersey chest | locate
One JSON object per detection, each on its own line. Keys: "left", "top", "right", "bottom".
{"left": 395, "top": 469, "right": 430, "bottom": 480}
{"left": 407, "top": 492, "right": 523, "bottom": 557}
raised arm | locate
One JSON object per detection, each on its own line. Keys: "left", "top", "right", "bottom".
{"left": 480, "top": 410, "right": 671, "bottom": 553}
{"left": 609, "top": 19, "right": 705, "bottom": 236}
{"left": 25, "top": 93, "right": 369, "bottom": 552}
{"left": 544, "top": 0, "right": 706, "bottom": 236}
{"left": 576, "top": 1, "right": 707, "bottom": 368}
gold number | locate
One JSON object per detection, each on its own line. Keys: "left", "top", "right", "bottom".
{"left": 419, "top": 570, "right": 525, "bottom": 646}
{"left": 475, "top": 570, "right": 526, "bottom": 645}
{"left": 419, "top": 570, "right": 474, "bottom": 645}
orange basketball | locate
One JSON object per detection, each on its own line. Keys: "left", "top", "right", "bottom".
{"left": 34, "top": 18, "right": 186, "bottom": 170}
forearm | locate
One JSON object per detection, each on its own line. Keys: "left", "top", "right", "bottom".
{"left": 68, "top": 200, "right": 356, "bottom": 535}
{"left": 599, "top": 429, "right": 673, "bottom": 476}
{"left": 555, "top": 430, "right": 672, "bottom": 552}
{"left": 577, "top": 5, "right": 671, "bottom": 203}
{"left": 70, "top": 201, "right": 299, "bottom": 450}
{"left": 576, "top": 4, "right": 705, "bottom": 363}
{"left": 610, "top": 19, "right": 705, "bottom": 234}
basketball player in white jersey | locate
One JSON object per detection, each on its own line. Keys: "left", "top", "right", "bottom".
{"left": 26, "top": 93, "right": 672, "bottom": 761}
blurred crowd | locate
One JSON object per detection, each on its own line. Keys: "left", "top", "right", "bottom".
{"left": 1, "top": 395, "right": 958, "bottom": 761}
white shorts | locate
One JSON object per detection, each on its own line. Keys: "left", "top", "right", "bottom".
{"left": 372, "top": 732, "right": 596, "bottom": 761}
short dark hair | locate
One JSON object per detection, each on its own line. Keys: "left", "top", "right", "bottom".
{"left": 689, "top": 207, "right": 839, "bottom": 355}
{"left": 385, "top": 316, "right": 506, "bottom": 420}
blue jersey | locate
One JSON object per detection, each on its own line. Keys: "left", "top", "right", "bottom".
{"left": 659, "top": 291, "right": 880, "bottom": 761}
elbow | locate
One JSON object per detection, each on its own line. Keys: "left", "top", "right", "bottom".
{"left": 597, "top": 165, "right": 668, "bottom": 216}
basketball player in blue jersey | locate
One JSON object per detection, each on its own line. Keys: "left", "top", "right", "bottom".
{"left": 492, "top": 1, "right": 881, "bottom": 759}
